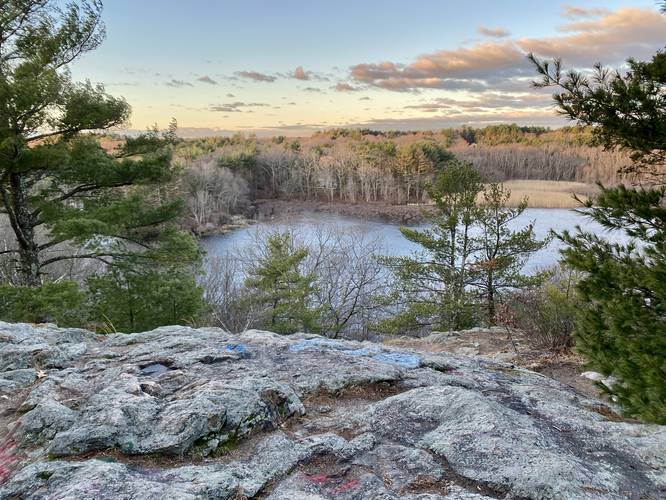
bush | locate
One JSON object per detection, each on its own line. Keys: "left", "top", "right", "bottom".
{"left": 200, "top": 255, "right": 262, "bottom": 333}
{"left": 86, "top": 231, "right": 206, "bottom": 333}
{"left": 88, "top": 268, "right": 205, "bottom": 333}
{"left": 502, "top": 267, "right": 581, "bottom": 352}
{"left": 0, "top": 281, "right": 88, "bottom": 327}
{"left": 203, "top": 225, "right": 388, "bottom": 339}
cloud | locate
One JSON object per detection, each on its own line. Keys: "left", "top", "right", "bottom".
{"left": 293, "top": 66, "right": 310, "bottom": 80}
{"left": 561, "top": 5, "right": 610, "bottom": 19}
{"left": 197, "top": 75, "right": 217, "bottom": 85}
{"left": 359, "top": 96, "right": 371, "bottom": 101}
{"left": 235, "top": 71, "right": 277, "bottom": 82}
{"left": 302, "top": 86, "right": 323, "bottom": 92}
{"left": 278, "top": 67, "right": 330, "bottom": 82}
{"left": 348, "top": 7, "right": 666, "bottom": 93}
{"left": 234, "top": 102, "right": 270, "bottom": 108}
{"left": 518, "top": 7, "right": 666, "bottom": 64}
{"left": 165, "top": 79, "right": 193, "bottom": 88}
{"left": 226, "top": 93, "right": 235, "bottom": 98}
{"left": 209, "top": 101, "right": 270, "bottom": 113}
{"left": 350, "top": 42, "right": 526, "bottom": 91}
{"left": 477, "top": 26, "right": 510, "bottom": 38}
{"left": 333, "top": 82, "right": 360, "bottom": 92}
{"left": 210, "top": 105, "right": 241, "bottom": 113}
{"left": 403, "top": 92, "right": 552, "bottom": 113}
{"left": 105, "top": 81, "right": 139, "bottom": 87}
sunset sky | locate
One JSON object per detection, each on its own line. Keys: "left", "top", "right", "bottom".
{"left": 69, "top": 1, "right": 666, "bottom": 136}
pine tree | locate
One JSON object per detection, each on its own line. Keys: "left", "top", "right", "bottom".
{"left": 530, "top": 39, "right": 666, "bottom": 422}
{"left": 244, "top": 233, "right": 320, "bottom": 334}
{"left": 0, "top": 1, "right": 185, "bottom": 285}
{"left": 0, "top": 1, "right": 205, "bottom": 329}
{"left": 475, "top": 183, "right": 548, "bottom": 324}
{"left": 558, "top": 186, "right": 666, "bottom": 422}
{"left": 87, "top": 231, "right": 205, "bottom": 333}
{"left": 381, "top": 161, "right": 546, "bottom": 332}
{"left": 380, "top": 160, "right": 483, "bottom": 332}
{"left": 529, "top": 50, "right": 666, "bottom": 178}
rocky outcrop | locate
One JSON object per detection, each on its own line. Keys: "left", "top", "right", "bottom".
{"left": 0, "top": 321, "right": 664, "bottom": 499}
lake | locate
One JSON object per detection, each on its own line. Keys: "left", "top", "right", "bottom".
{"left": 201, "top": 208, "right": 627, "bottom": 273}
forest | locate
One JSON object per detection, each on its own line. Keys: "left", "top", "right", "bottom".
{"left": 150, "top": 124, "right": 631, "bottom": 233}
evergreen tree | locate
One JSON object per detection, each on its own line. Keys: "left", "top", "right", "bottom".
{"left": 87, "top": 231, "right": 205, "bottom": 333}
{"left": 530, "top": 38, "right": 666, "bottom": 422}
{"left": 0, "top": 1, "right": 205, "bottom": 329}
{"left": 381, "top": 160, "right": 483, "bottom": 332}
{"left": 0, "top": 280, "right": 87, "bottom": 326}
{"left": 244, "top": 233, "right": 319, "bottom": 334}
{"left": 475, "top": 183, "right": 548, "bottom": 324}
{"left": 558, "top": 186, "right": 666, "bottom": 422}
{"left": 529, "top": 50, "right": 665, "bottom": 178}
{"left": 0, "top": 1, "right": 185, "bottom": 285}
{"left": 381, "top": 161, "right": 546, "bottom": 332}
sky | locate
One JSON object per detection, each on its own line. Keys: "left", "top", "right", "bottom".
{"left": 68, "top": 0, "right": 666, "bottom": 136}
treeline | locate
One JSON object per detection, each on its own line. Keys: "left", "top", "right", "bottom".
{"left": 455, "top": 143, "right": 627, "bottom": 184}
{"left": 171, "top": 125, "right": 631, "bottom": 231}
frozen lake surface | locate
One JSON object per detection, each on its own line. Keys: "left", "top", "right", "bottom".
{"left": 201, "top": 208, "right": 628, "bottom": 273}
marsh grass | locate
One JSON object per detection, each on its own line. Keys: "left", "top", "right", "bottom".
{"left": 480, "top": 180, "right": 597, "bottom": 208}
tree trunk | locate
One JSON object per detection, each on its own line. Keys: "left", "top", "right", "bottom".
{"left": 18, "top": 242, "right": 41, "bottom": 287}
{"left": 487, "top": 273, "right": 496, "bottom": 326}
{"left": 8, "top": 172, "right": 41, "bottom": 286}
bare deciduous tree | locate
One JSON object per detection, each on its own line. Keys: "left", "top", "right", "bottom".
{"left": 201, "top": 223, "right": 389, "bottom": 339}
{"left": 184, "top": 160, "right": 250, "bottom": 231}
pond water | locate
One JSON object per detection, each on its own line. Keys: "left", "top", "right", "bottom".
{"left": 201, "top": 208, "right": 628, "bottom": 273}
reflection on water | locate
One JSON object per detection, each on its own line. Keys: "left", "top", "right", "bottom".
{"left": 201, "top": 208, "right": 628, "bottom": 273}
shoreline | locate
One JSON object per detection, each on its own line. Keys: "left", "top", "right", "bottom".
{"left": 254, "top": 199, "right": 436, "bottom": 224}
{"left": 195, "top": 178, "right": 595, "bottom": 237}
{"left": 195, "top": 196, "right": 584, "bottom": 238}
{"left": 250, "top": 181, "right": 592, "bottom": 224}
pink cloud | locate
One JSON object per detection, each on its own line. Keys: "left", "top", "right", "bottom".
{"left": 349, "top": 7, "right": 666, "bottom": 92}
{"left": 477, "top": 26, "right": 511, "bottom": 38}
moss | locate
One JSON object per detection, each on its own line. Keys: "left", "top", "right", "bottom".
{"left": 123, "top": 441, "right": 136, "bottom": 453}
{"left": 207, "top": 436, "right": 242, "bottom": 458}
{"left": 36, "top": 470, "right": 53, "bottom": 480}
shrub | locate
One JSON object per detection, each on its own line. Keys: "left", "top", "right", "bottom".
{"left": 88, "top": 268, "right": 205, "bottom": 333}
{"left": 503, "top": 267, "right": 581, "bottom": 352}
{"left": 0, "top": 281, "right": 88, "bottom": 327}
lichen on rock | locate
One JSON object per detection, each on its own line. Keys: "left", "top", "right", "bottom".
{"left": 0, "top": 321, "right": 664, "bottom": 499}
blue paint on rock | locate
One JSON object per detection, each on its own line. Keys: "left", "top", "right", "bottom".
{"left": 288, "top": 338, "right": 347, "bottom": 352}
{"left": 223, "top": 343, "right": 249, "bottom": 358}
{"left": 372, "top": 352, "right": 421, "bottom": 369}
{"left": 288, "top": 338, "right": 420, "bottom": 369}
{"left": 341, "top": 347, "right": 381, "bottom": 357}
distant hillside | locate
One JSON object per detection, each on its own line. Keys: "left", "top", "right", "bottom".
{"left": 158, "top": 123, "right": 631, "bottom": 185}
{"left": 98, "top": 124, "right": 634, "bottom": 230}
